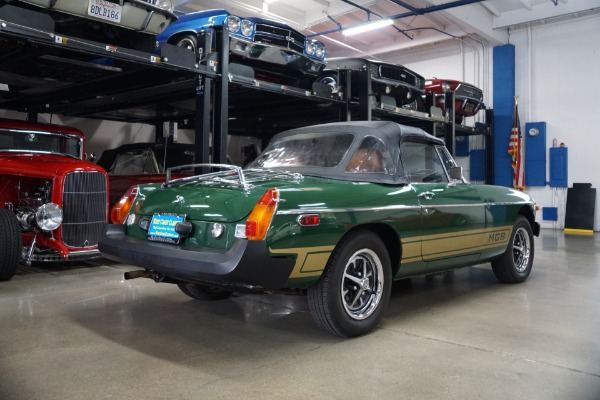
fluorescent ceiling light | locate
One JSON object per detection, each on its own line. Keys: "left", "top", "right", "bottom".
{"left": 342, "top": 19, "right": 394, "bottom": 36}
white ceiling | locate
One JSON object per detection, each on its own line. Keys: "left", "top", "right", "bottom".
{"left": 173, "top": 0, "right": 600, "bottom": 59}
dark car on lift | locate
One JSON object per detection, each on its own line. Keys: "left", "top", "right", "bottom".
{"left": 316, "top": 57, "right": 426, "bottom": 111}
{"left": 155, "top": 9, "right": 327, "bottom": 87}
{"left": 96, "top": 142, "right": 195, "bottom": 213}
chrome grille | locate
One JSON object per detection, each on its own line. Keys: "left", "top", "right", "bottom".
{"left": 455, "top": 83, "right": 483, "bottom": 100}
{"left": 254, "top": 23, "right": 305, "bottom": 53}
{"left": 61, "top": 171, "right": 107, "bottom": 248}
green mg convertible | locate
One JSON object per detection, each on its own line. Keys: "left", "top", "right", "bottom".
{"left": 99, "top": 121, "right": 540, "bottom": 337}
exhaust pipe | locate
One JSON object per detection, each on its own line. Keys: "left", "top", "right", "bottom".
{"left": 124, "top": 270, "right": 156, "bottom": 280}
{"left": 124, "top": 270, "right": 181, "bottom": 284}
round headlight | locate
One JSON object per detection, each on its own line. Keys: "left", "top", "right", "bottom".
{"left": 226, "top": 16, "right": 241, "bottom": 33}
{"left": 210, "top": 223, "right": 225, "bottom": 239}
{"left": 35, "top": 203, "right": 63, "bottom": 231}
{"left": 315, "top": 44, "right": 325, "bottom": 59}
{"left": 441, "top": 81, "right": 451, "bottom": 92}
{"left": 240, "top": 20, "right": 253, "bottom": 36}
{"left": 157, "top": 0, "right": 170, "bottom": 10}
{"left": 306, "top": 42, "right": 315, "bottom": 55}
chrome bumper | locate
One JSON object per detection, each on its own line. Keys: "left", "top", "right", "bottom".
{"left": 230, "top": 37, "right": 325, "bottom": 76}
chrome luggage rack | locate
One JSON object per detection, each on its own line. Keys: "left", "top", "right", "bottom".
{"left": 164, "top": 164, "right": 250, "bottom": 189}
{"left": 163, "top": 164, "right": 303, "bottom": 192}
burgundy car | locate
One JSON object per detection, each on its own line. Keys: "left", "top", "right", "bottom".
{"left": 0, "top": 119, "right": 108, "bottom": 281}
{"left": 96, "top": 142, "right": 196, "bottom": 214}
{"left": 425, "top": 78, "right": 484, "bottom": 124}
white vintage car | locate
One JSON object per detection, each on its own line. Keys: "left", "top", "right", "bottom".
{"left": 9, "top": 0, "right": 176, "bottom": 35}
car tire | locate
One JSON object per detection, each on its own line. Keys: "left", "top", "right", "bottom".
{"left": 315, "top": 72, "right": 338, "bottom": 91}
{"left": 177, "top": 282, "right": 232, "bottom": 301}
{"left": 491, "top": 216, "right": 534, "bottom": 283}
{"left": 308, "top": 230, "right": 392, "bottom": 337}
{"left": 175, "top": 34, "right": 198, "bottom": 53}
{"left": 0, "top": 208, "right": 21, "bottom": 281}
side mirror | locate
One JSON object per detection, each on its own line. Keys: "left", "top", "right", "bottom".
{"left": 449, "top": 166, "right": 463, "bottom": 181}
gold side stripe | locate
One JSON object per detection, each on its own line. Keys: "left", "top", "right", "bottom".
{"left": 401, "top": 256, "right": 422, "bottom": 264}
{"left": 270, "top": 245, "right": 335, "bottom": 279}
{"left": 422, "top": 227, "right": 512, "bottom": 256}
{"left": 425, "top": 243, "right": 507, "bottom": 260}
{"left": 272, "top": 225, "right": 514, "bottom": 279}
{"left": 420, "top": 226, "right": 512, "bottom": 241}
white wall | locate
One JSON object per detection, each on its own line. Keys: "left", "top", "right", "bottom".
{"left": 508, "top": 13, "right": 600, "bottom": 231}
{"left": 385, "top": 12, "right": 600, "bottom": 231}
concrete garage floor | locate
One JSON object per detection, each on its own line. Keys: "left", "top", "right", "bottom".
{"left": 1, "top": 230, "right": 599, "bottom": 400}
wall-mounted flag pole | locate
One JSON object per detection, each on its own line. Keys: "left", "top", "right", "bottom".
{"left": 508, "top": 96, "right": 525, "bottom": 190}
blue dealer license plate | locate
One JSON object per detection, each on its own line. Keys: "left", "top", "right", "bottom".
{"left": 148, "top": 214, "right": 185, "bottom": 244}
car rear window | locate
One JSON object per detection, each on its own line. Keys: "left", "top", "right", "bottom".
{"left": 251, "top": 132, "right": 354, "bottom": 168}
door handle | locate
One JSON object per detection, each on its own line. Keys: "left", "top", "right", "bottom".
{"left": 418, "top": 191, "right": 435, "bottom": 200}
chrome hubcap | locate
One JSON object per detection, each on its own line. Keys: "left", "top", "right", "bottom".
{"left": 512, "top": 227, "right": 531, "bottom": 273}
{"left": 341, "top": 249, "right": 384, "bottom": 320}
{"left": 319, "top": 76, "right": 338, "bottom": 90}
{"left": 177, "top": 38, "right": 196, "bottom": 52}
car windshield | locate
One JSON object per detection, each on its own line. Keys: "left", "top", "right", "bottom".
{"left": 0, "top": 128, "right": 82, "bottom": 159}
{"left": 111, "top": 149, "right": 158, "bottom": 175}
{"left": 249, "top": 132, "right": 354, "bottom": 169}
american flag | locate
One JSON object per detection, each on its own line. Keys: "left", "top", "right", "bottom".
{"left": 508, "top": 97, "right": 525, "bottom": 190}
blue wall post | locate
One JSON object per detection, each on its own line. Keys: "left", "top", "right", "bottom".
{"left": 493, "top": 44, "right": 516, "bottom": 187}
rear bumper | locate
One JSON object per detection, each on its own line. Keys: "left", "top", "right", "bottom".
{"left": 99, "top": 224, "right": 295, "bottom": 291}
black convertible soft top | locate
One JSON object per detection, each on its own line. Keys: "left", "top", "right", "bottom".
{"left": 250, "top": 121, "right": 446, "bottom": 185}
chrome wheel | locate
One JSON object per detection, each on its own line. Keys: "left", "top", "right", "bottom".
{"left": 512, "top": 227, "right": 531, "bottom": 273}
{"left": 341, "top": 248, "right": 384, "bottom": 320}
{"left": 176, "top": 36, "right": 197, "bottom": 53}
{"left": 317, "top": 74, "right": 338, "bottom": 90}
{"left": 491, "top": 216, "right": 534, "bottom": 284}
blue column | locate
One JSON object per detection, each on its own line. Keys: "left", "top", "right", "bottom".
{"left": 493, "top": 44, "right": 515, "bottom": 187}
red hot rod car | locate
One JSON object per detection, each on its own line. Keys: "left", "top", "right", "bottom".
{"left": 0, "top": 119, "right": 109, "bottom": 281}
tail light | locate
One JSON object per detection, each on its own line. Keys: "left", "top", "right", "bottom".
{"left": 110, "top": 185, "right": 139, "bottom": 224}
{"left": 245, "top": 188, "right": 279, "bottom": 240}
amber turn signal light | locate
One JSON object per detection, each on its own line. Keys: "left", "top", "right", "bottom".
{"left": 246, "top": 188, "right": 279, "bottom": 240}
{"left": 110, "top": 185, "right": 139, "bottom": 224}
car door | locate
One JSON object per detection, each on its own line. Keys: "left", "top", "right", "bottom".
{"left": 400, "top": 139, "right": 486, "bottom": 270}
